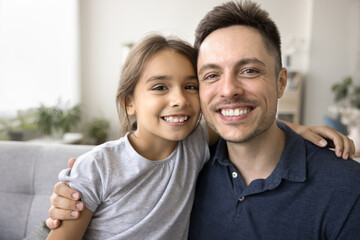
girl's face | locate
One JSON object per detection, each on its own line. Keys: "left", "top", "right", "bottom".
{"left": 126, "top": 49, "right": 200, "bottom": 144}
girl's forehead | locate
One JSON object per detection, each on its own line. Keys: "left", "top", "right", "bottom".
{"left": 141, "top": 50, "right": 196, "bottom": 76}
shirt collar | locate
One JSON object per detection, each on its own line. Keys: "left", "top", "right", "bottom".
{"left": 210, "top": 120, "right": 307, "bottom": 184}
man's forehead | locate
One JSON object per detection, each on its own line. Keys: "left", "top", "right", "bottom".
{"left": 197, "top": 25, "right": 277, "bottom": 70}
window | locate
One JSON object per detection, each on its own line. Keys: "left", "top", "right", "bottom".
{"left": 0, "top": 0, "right": 79, "bottom": 117}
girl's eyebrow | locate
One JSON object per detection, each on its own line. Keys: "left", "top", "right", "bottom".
{"left": 146, "top": 75, "right": 170, "bottom": 83}
{"left": 146, "top": 75, "right": 197, "bottom": 83}
{"left": 187, "top": 75, "right": 198, "bottom": 81}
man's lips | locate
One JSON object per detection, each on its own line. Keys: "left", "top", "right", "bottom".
{"left": 220, "top": 107, "right": 253, "bottom": 117}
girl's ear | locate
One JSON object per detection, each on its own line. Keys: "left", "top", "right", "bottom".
{"left": 125, "top": 95, "right": 136, "bottom": 115}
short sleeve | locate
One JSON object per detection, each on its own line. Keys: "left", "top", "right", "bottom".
{"left": 58, "top": 152, "right": 103, "bottom": 212}
{"left": 184, "top": 121, "right": 210, "bottom": 166}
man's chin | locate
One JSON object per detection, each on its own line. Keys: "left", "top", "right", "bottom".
{"left": 222, "top": 134, "right": 256, "bottom": 144}
{"left": 214, "top": 127, "right": 255, "bottom": 143}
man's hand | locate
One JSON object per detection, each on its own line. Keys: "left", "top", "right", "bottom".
{"left": 46, "top": 158, "right": 84, "bottom": 229}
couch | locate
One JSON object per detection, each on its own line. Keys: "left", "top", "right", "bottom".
{"left": 0, "top": 141, "right": 93, "bottom": 240}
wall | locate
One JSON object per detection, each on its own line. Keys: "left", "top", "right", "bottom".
{"left": 79, "top": 0, "right": 313, "bottom": 140}
{"left": 0, "top": 0, "right": 80, "bottom": 116}
{"left": 304, "top": 0, "right": 360, "bottom": 125}
{"left": 2, "top": 0, "right": 356, "bottom": 139}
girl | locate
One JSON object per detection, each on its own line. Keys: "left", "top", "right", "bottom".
{"left": 47, "top": 34, "right": 354, "bottom": 240}
{"left": 47, "top": 34, "right": 215, "bottom": 240}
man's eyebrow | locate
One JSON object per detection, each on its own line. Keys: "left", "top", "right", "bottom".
{"left": 236, "top": 58, "right": 266, "bottom": 67}
{"left": 198, "top": 64, "right": 221, "bottom": 76}
{"left": 198, "top": 58, "right": 266, "bottom": 76}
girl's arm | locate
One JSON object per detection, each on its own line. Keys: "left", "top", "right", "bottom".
{"left": 206, "top": 119, "right": 355, "bottom": 159}
{"left": 281, "top": 120, "right": 355, "bottom": 159}
{"left": 46, "top": 207, "right": 93, "bottom": 240}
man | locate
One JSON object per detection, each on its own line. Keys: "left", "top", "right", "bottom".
{"left": 188, "top": 1, "right": 360, "bottom": 239}
{"left": 47, "top": 1, "right": 359, "bottom": 239}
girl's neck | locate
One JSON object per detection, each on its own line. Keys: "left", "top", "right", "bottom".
{"left": 127, "top": 131, "right": 178, "bottom": 161}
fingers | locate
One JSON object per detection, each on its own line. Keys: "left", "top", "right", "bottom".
{"left": 50, "top": 192, "right": 84, "bottom": 211}
{"left": 48, "top": 183, "right": 83, "bottom": 221}
{"left": 295, "top": 125, "right": 328, "bottom": 147}
{"left": 53, "top": 182, "right": 82, "bottom": 201}
{"left": 46, "top": 217, "right": 61, "bottom": 230}
{"left": 311, "top": 125, "right": 355, "bottom": 159}
{"left": 68, "top": 158, "right": 76, "bottom": 168}
{"left": 342, "top": 137, "right": 355, "bottom": 159}
{"left": 48, "top": 205, "right": 80, "bottom": 220}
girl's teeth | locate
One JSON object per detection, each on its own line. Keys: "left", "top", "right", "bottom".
{"left": 164, "top": 116, "right": 188, "bottom": 122}
{"left": 221, "top": 108, "right": 250, "bottom": 117}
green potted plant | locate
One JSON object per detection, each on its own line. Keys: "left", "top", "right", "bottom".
{"left": 0, "top": 110, "right": 38, "bottom": 141}
{"left": 329, "top": 76, "right": 360, "bottom": 153}
{"left": 88, "top": 118, "right": 110, "bottom": 145}
{"left": 331, "top": 76, "right": 360, "bottom": 109}
{"left": 35, "top": 100, "right": 81, "bottom": 138}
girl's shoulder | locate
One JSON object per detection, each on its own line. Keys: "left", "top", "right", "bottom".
{"left": 75, "top": 136, "right": 131, "bottom": 166}
{"left": 185, "top": 121, "right": 209, "bottom": 145}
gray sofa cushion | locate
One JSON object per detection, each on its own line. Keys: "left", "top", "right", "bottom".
{"left": 0, "top": 141, "right": 93, "bottom": 240}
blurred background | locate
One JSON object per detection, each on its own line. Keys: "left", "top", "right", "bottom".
{"left": 0, "top": 0, "right": 359, "bottom": 147}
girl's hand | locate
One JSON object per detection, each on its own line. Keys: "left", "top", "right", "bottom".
{"left": 283, "top": 120, "right": 355, "bottom": 159}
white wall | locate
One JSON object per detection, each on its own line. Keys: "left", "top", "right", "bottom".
{"left": 304, "top": 0, "right": 360, "bottom": 125}
{"left": 79, "top": 0, "right": 314, "bottom": 139}
{"left": 0, "top": 0, "right": 79, "bottom": 117}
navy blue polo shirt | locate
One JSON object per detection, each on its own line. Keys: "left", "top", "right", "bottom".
{"left": 189, "top": 121, "right": 360, "bottom": 240}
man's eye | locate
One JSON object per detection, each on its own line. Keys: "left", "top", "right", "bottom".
{"left": 243, "top": 68, "right": 257, "bottom": 74}
{"left": 152, "top": 85, "right": 167, "bottom": 91}
{"left": 204, "top": 73, "right": 218, "bottom": 80}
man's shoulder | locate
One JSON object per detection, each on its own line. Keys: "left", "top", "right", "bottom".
{"left": 305, "top": 141, "right": 360, "bottom": 185}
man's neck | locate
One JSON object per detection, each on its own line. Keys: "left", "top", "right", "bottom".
{"left": 226, "top": 121, "right": 286, "bottom": 186}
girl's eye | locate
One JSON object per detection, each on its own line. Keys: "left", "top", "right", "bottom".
{"left": 152, "top": 85, "right": 167, "bottom": 91}
{"left": 185, "top": 84, "right": 199, "bottom": 90}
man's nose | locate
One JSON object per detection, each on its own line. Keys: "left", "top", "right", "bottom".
{"left": 220, "top": 74, "right": 244, "bottom": 98}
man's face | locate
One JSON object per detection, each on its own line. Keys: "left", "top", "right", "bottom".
{"left": 197, "top": 25, "right": 287, "bottom": 143}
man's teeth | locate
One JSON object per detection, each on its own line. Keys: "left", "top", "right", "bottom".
{"left": 164, "top": 116, "right": 189, "bottom": 123}
{"left": 221, "top": 108, "right": 251, "bottom": 117}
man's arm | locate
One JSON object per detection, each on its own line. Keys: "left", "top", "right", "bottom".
{"left": 46, "top": 158, "right": 85, "bottom": 229}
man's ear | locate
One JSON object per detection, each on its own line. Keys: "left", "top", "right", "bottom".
{"left": 125, "top": 96, "right": 136, "bottom": 115}
{"left": 277, "top": 68, "right": 287, "bottom": 98}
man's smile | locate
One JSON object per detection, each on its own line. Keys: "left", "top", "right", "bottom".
{"left": 220, "top": 107, "right": 252, "bottom": 117}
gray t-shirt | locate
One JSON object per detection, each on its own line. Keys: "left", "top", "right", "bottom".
{"left": 59, "top": 123, "right": 209, "bottom": 240}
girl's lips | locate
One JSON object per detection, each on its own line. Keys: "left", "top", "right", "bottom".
{"left": 162, "top": 115, "right": 190, "bottom": 123}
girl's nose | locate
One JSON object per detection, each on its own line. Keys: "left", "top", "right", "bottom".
{"left": 170, "top": 88, "right": 188, "bottom": 108}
